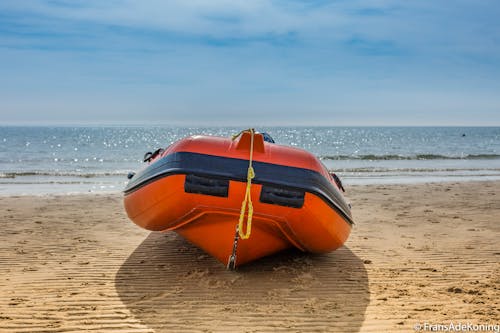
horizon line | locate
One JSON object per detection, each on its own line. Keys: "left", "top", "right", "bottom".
{"left": 1, "top": 122, "right": 500, "bottom": 128}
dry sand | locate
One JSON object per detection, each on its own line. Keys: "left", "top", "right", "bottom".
{"left": 0, "top": 181, "right": 499, "bottom": 332}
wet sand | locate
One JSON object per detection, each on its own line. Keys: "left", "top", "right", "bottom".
{"left": 0, "top": 182, "right": 499, "bottom": 332}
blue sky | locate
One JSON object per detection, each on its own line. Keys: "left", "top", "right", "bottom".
{"left": 1, "top": 0, "right": 499, "bottom": 125}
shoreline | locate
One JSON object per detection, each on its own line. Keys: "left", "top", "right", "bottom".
{"left": 1, "top": 181, "right": 499, "bottom": 332}
{"left": 2, "top": 176, "right": 500, "bottom": 197}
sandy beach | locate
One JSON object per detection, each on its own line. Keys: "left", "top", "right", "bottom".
{"left": 0, "top": 181, "right": 499, "bottom": 332}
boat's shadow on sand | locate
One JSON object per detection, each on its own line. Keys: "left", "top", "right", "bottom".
{"left": 115, "top": 232, "right": 369, "bottom": 332}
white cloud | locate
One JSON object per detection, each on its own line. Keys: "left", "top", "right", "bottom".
{"left": 1, "top": 0, "right": 499, "bottom": 125}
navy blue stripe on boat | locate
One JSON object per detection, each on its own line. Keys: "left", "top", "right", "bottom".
{"left": 124, "top": 152, "right": 353, "bottom": 226}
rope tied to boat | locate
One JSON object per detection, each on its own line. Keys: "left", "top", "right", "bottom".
{"left": 232, "top": 128, "right": 255, "bottom": 240}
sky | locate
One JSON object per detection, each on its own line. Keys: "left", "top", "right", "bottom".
{"left": 0, "top": 0, "right": 499, "bottom": 126}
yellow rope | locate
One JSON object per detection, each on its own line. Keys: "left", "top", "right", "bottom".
{"left": 232, "top": 128, "right": 255, "bottom": 239}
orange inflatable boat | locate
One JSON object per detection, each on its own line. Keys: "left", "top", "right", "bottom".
{"left": 124, "top": 129, "right": 353, "bottom": 268}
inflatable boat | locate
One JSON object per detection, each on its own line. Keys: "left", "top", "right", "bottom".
{"left": 124, "top": 129, "right": 353, "bottom": 268}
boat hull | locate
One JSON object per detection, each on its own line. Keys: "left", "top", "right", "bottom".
{"left": 124, "top": 133, "right": 353, "bottom": 267}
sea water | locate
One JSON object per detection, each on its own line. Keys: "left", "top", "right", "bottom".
{"left": 1, "top": 126, "right": 499, "bottom": 195}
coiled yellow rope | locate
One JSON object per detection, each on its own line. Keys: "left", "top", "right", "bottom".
{"left": 232, "top": 128, "right": 255, "bottom": 239}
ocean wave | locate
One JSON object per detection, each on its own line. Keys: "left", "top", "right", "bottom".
{"left": 0, "top": 181, "right": 99, "bottom": 185}
{"left": 320, "top": 154, "right": 500, "bottom": 161}
{"left": 333, "top": 167, "right": 500, "bottom": 173}
{"left": 0, "top": 171, "right": 128, "bottom": 179}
